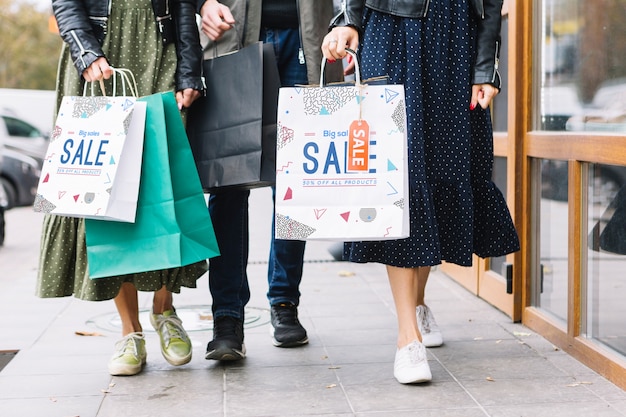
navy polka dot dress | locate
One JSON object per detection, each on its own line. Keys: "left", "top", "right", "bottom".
{"left": 344, "top": 0, "right": 520, "bottom": 267}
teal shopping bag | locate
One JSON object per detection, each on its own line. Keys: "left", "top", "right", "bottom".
{"left": 85, "top": 91, "right": 219, "bottom": 278}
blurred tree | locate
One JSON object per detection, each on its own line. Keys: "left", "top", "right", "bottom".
{"left": 0, "top": 0, "right": 62, "bottom": 90}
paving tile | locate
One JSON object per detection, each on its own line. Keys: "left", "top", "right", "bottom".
{"left": 484, "top": 402, "right": 625, "bottom": 417}
{"left": 356, "top": 410, "right": 487, "bottom": 417}
{"left": 0, "top": 396, "right": 103, "bottom": 417}
{"left": 223, "top": 365, "right": 353, "bottom": 416}
{"left": 0, "top": 372, "right": 112, "bottom": 399}
{"left": 439, "top": 354, "right": 569, "bottom": 381}
{"left": 461, "top": 376, "right": 603, "bottom": 407}
{"left": 343, "top": 380, "right": 478, "bottom": 414}
{"left": 100, "top": 369, "right": 223, "bottom": 417}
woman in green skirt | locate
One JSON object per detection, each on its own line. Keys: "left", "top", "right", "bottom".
{"left": 39, "top": 0, "right": 206, "bottom": 376}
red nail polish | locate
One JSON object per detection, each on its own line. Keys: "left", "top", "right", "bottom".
{"left": 469, "top": 103, "right": 476, "bottom": 110}
{"left": 348, "top": 55, "right": 352, "bottom": 64}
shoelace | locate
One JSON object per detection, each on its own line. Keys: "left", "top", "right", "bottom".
{"left": 114, "top": 333, "right": 141, "bottom": 358}
{"left": 214, "top": 317, "right": 241, "bottom": 338}
{"left": 274, "top": 304, "right": 299, "bottom": 325}
{"left": 419, "top": 309, "right": 432, "bottom": 333}
{"left": 407, "top": 342, "right": 424, "bottom": 365}
{"left": 158, "top": 316, "right": 184, "bottom": 344}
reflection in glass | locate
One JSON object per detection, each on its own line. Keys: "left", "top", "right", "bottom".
{"left": 586, "top": 163, "right": 626, "bottom": 356}
{"left": 540, "top": 0, "right": 626, "bottom": 132}
{"left": 535, "top": 158, "right": 568, "bottom": 323}
{"left": 490, "top": 157, "right": 508, "bottom": 276}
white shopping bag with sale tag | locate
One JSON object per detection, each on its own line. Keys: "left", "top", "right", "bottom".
{"left": 275, "top": 50, "right": 409, "bottom": 241}
{"left": 33, "top": 69, "right": 146, "bottom": 222}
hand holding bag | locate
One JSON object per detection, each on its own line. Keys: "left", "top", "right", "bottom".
{"left": 85, "top": 91, "right": 220, "bottom": 278}
{"left": 186, "top": 37, "right": 281, "bottom": 192}
{"left": 274, "top": 50, "right": 409, "bottom": 241}
{"left": 33, "top": 68, "right": 146, "bottom": 222}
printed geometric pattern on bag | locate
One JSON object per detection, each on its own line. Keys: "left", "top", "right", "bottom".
{"left": 50, "top": 125, "right": 63, "bottom": 143}
{"left": 71, "top": 96, "right": 110, "bottom": 119}
{"left": 302, "top": 86, "right": 356, "bottom": 116}
{"left": 392, "top": 100, "right": 407, "bottom": 133}
{"left": 277, "top": 123, "right": 295, "bottom": 151}
{"left": 275, "top": 213, "right": 316, "bottom": 240}
{"left": 32, "top": 195, "right": 56, "bottom": 213}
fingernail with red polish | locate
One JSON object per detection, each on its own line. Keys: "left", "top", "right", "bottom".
{"left": 469, "top": 103, "right": 476, "bottom": 110}
{"left": 348, "top": 55, "right": 352, "bottom": 64}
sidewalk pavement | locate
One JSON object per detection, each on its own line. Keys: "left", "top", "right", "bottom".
{"left": 1, "top": 188, "right": 625, "bottom": 417}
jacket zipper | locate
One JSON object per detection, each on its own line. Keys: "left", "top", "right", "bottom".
{"left": 296, "top": 0, "right": 305, "bottom": 64}
{"left": 492, "top": 39, "right": 500, "bottom": 83}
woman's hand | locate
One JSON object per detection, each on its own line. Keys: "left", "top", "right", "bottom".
{"left": 176, "top": 88, "right": 201, "bottom": 110}
{"left": 82, "top": 57, "right": 113, "bottom": 82}
{"left": 199, "top": 0, "right": 235, "bottom": 41}
{"left": 470, "top": 83, "right": 499, "bottom": 110}
{"left": 321, "top": 26, "right": 359, "bottom": 76}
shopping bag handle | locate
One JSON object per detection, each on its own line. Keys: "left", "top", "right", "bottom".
{"left": 82, "top": 67, "right": 139, "bottom": 97}
{"left": 319, "top": 48, "right": 361, "bottom": 87}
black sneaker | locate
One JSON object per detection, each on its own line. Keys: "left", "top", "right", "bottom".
{"left": 270, "top": 303, "right": 308, "bottom": 347}
{"left": 205, "top": 316, "right": 246, "bottom": 361}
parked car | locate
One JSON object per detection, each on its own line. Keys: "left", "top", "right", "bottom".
{"left": 0, "top": 111, "right": 48, "bottom": 164}
{"left": 0, "top": 148, "right": 41, "bottom": 209}
{"left": 0, "top": 150, "right": 6, "bottom": 246}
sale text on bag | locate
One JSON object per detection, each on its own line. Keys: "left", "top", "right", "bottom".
{"left": 33, "top": 96, "right": 146, "bottom": 222}
{"left": 275, "top": 84, "right": 409, "bottom": 241}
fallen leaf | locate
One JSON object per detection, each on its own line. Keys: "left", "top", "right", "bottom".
{"left": 75, "top": 330, "right": 104, "bottom": 337}
{"left": 486, "top": 376, "right": 495, "bottom": 382}
{"left": 496, "top": 340, "right": 503, "bottom": 344}
{"left": 321, "top": 355, "right": 329, "bottom": 360}
{"left": 198, "top": 314, "right": 213, "bottom": 321}
{"left": 326, "top": 384, "right": 337, "bottom": 389}
{"left": 513, "top": 332, "right": 532, "bottom": 337}
{"left": 338, "top": 270, "right": 355, "bottom": 277}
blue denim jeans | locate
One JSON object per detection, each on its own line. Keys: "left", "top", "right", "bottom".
{"left": 208, "top": 27, "right": 307, "bottom": 320}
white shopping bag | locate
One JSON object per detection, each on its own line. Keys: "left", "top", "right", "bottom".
{"left": 33, "top": 69, "right": 146, "bottom": 222}
{"left": 275, "top": 50, "right": 409, "bottom": 241}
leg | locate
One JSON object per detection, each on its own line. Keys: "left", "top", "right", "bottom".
{"left": 205, "top": 189, "right": 249, "bottom": 360}
{"left": 150, "top": 286, "right": 192, "bottom": 366}
{"left": 264, "top": 26, "right": 310, "bottom": 348}
{"left": 386, "top": 265, "right": 432, "bottom": 384}
{"left": 267, "top": 184, "right": 308, "bottom": 347}
{"left": 414, "top": 266, "right": 444, "bottom": 347}
{"left": 114, "top": 282, "right": 142, "bottom": 336}
{"left": 386, "top": 266, "right": 421, "bottom": 348}
{"left": 108, "top": 283, "right": 146, "bottom": 376}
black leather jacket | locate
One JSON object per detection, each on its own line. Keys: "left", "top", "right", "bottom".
{"left": 330, "top": 0, "right": 503, "bottom": 88}
{"left": 52, "top": 0, "right": 204, "bottom": 92}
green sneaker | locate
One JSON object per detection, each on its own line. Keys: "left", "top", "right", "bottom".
{"left": 150, "top": 309, "right": 192, "bottom": 366}
{"left": 108, "top": 332, "right": 146, "bottom": 376}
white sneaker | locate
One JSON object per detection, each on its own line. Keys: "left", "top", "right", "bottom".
{"left": 393, "top": 340, "right": 432, "bottom": 384}
{"left": 108, "top": 332, "right": 147, "bottom": 376}
{"left": 417, "top": 305, "right": 443, "bottom": 347}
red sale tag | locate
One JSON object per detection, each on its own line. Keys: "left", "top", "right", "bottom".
{"left": 347, "top": 120, "right": 370, "bottom": 172}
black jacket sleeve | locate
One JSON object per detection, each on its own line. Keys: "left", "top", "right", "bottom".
{"left": 52, "top": 0, "right": 107, "bottom": 77}
{"left": 329, "top": 0, "right": 365, "bottom": 36}
{"left": 472, "top": 0, "right": 503, "bottom": 89}
{"left": 172, "top": 0, "right": 205, "bottom": 93}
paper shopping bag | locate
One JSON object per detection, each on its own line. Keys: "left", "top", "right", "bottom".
{"left": 275, "top": 55, "right": 409, "bottom": 241}
{"left": 33, "top": 96, "right": 146, "bottom": 222}
{"left": 85, "top": 91, "right": 220, "bottom": 278}
{"left": 186, "top": 41, "right": 280, "bottom": 192}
